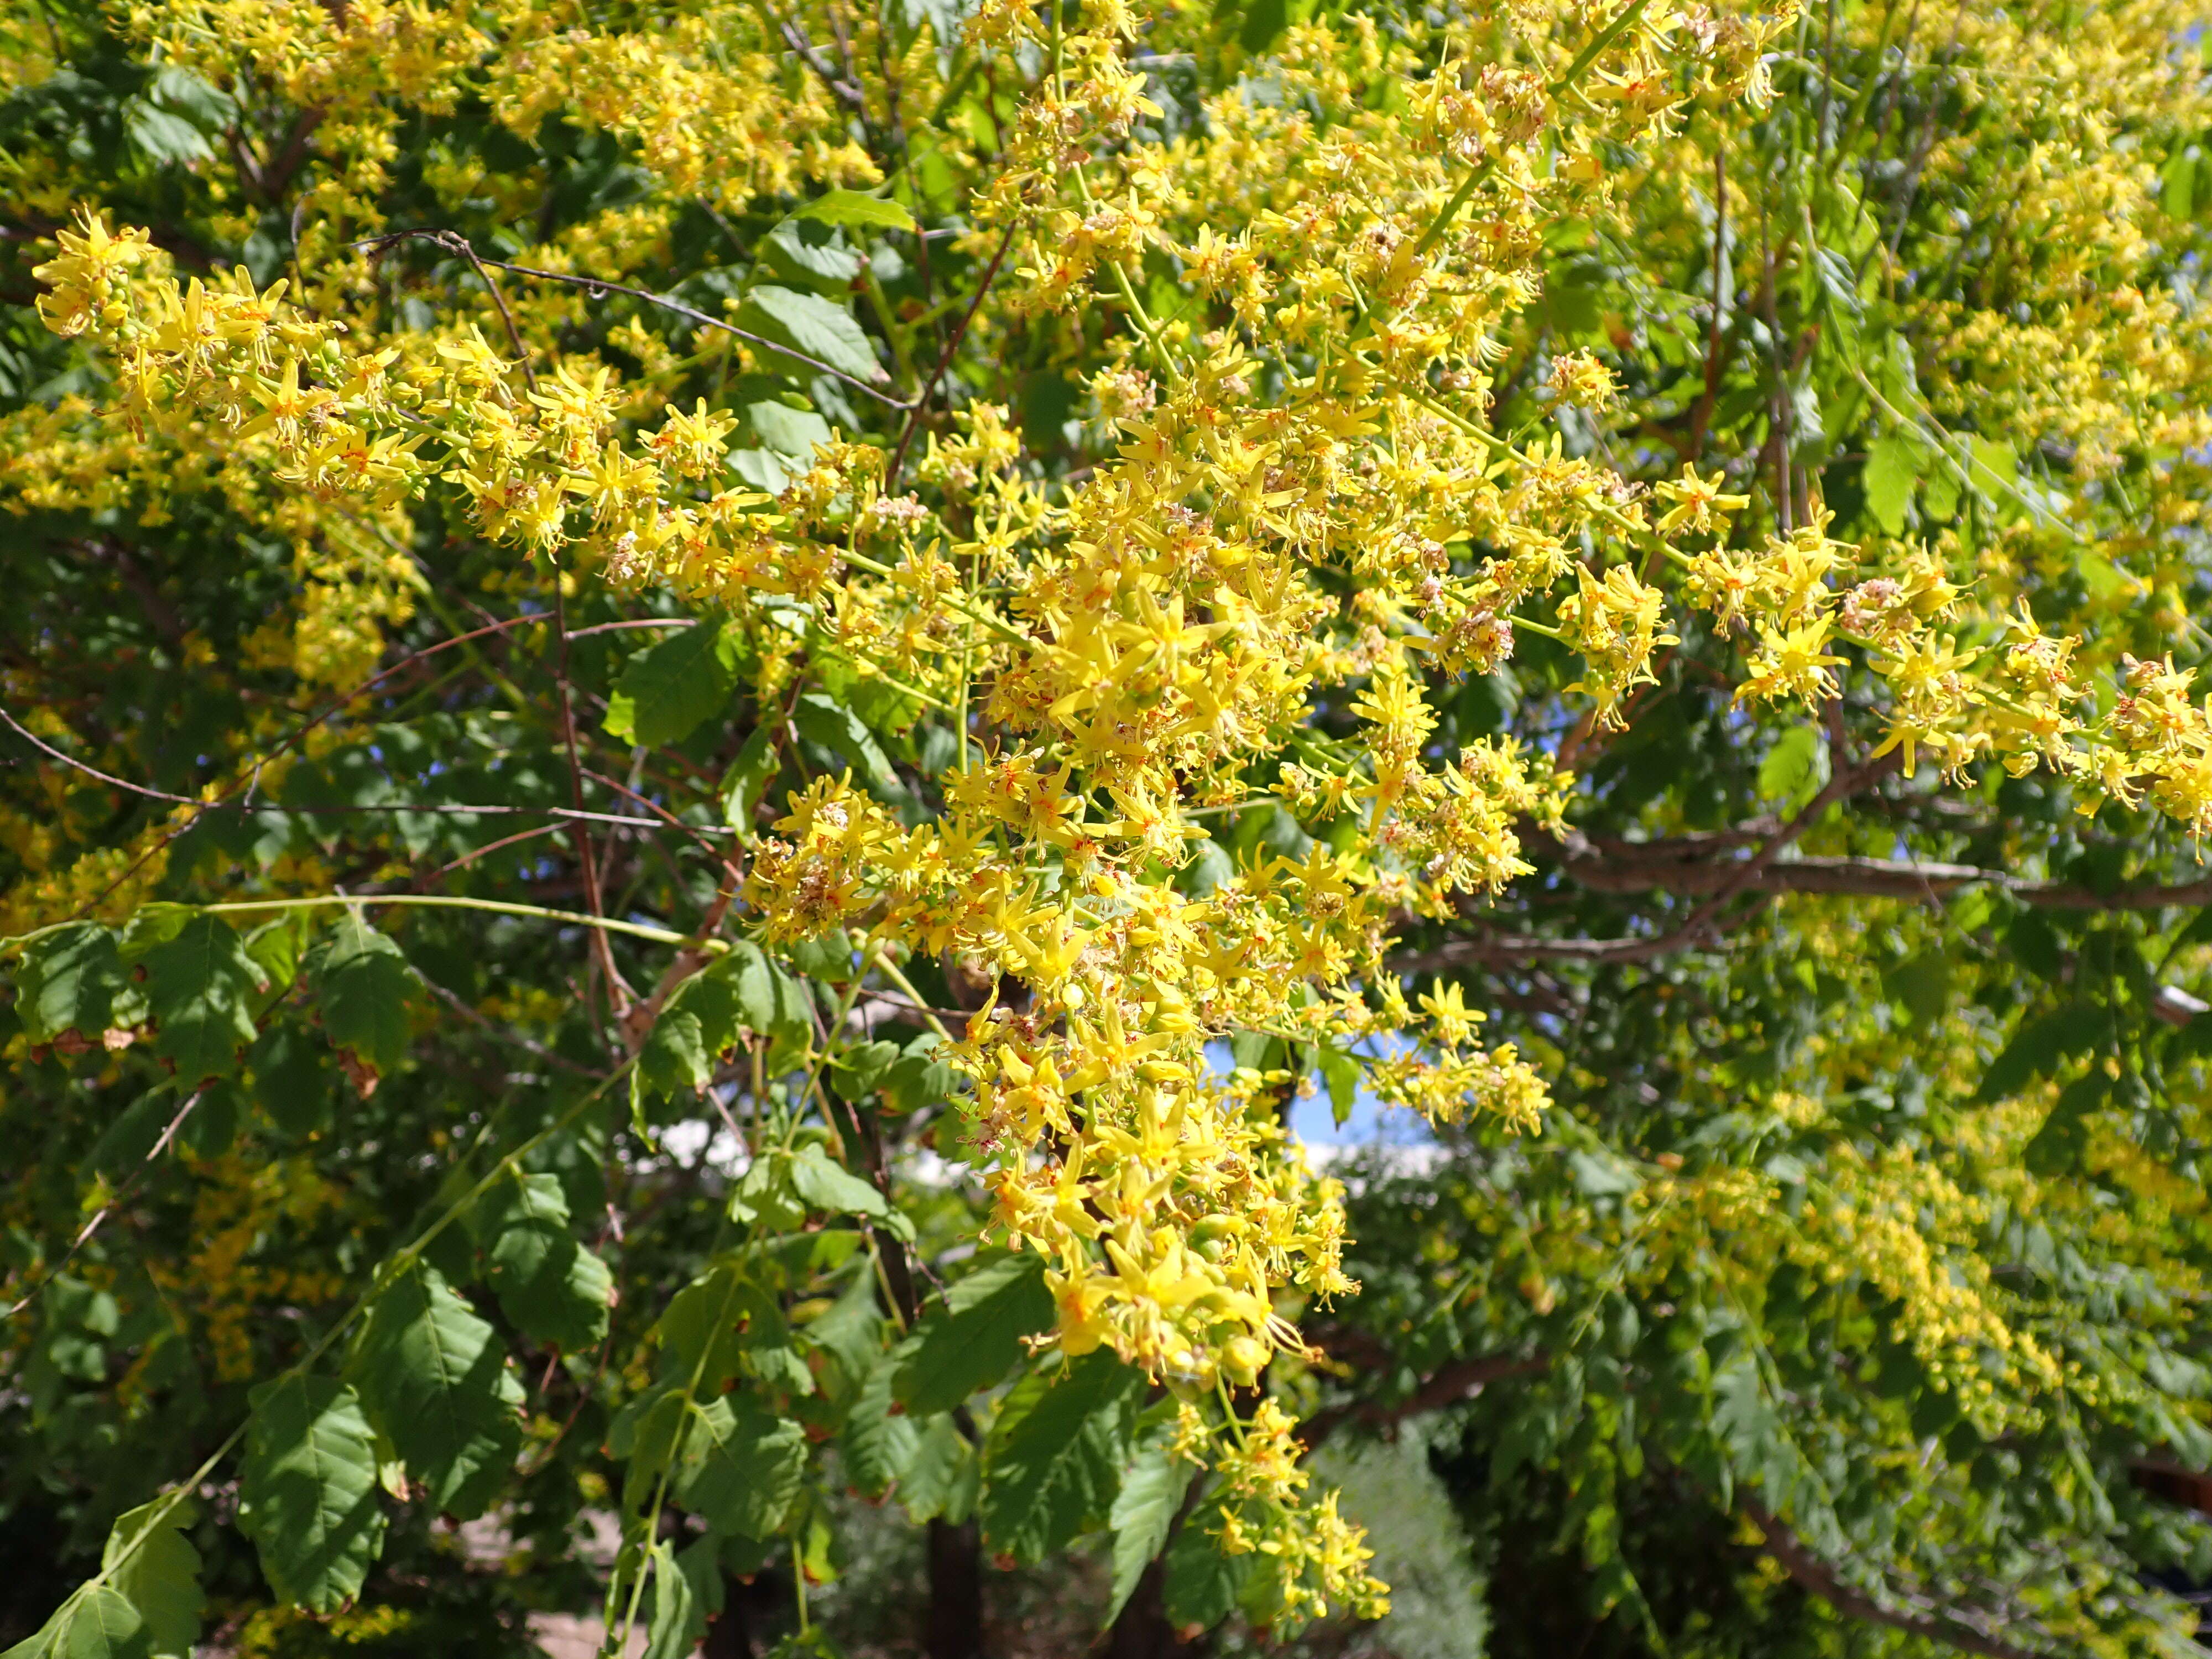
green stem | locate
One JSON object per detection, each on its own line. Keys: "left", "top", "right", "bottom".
{"left": 196, "top": 893, "right": 720, "bottom": 952}
{"left": 46, "top": 1062, "right": 629, "bottom": 1620}
{"left": 1550, "top": 0, "right": 1654, "bottom": 95}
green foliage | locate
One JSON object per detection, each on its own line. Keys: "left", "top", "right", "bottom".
{"left": 894, "top": 1254, "right": 1055, "bottom": 1417}
{"left": 236, "top": 1378, "right": 388, "bottom": 1614}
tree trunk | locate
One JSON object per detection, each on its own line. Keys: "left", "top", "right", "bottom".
{"left": 1107, "top": 1557, "right": 1186, "bottom": 1659}
{"left": 927, "top": 1517, "right": 985, "bottom": 1659}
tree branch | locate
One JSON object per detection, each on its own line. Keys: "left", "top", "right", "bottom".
{"left": 1742, "top": 1498, "right": 2047, "bottom": 1659}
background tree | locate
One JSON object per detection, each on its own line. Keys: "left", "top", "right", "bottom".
{"left": 2, "top": 2, "right": 2211, "bottom": 1657}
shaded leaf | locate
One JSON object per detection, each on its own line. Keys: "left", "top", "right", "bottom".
{"left": 980, "top": 1352, "right": 1145, "bottom": 1565}
{"left": 735, "top": 285, "right": 884, "bottom": 384}
{"left": 310, "top": 915, "right": 415, "bottom": 1082}
{"left": 352, "top": 1265, "right": 524, "bottom": 1519}
{"left": 676, "top": 1396, "right": 808, "bottom": 1538}
{"left": 895, "top": 1253, "right": 1054, "bottom": 1416}
{"left": 141, "top": 914, "right": 263, "bottom": 1086}
{"left": 237, "top": 1376, "right": 387, "bottom": 1613}
{"left": 604, "top": 620, "right": 744, "bottom": 748}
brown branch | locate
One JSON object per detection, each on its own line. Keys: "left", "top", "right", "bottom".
{"left": 1742, "top": 1498, "right": 2046, "bottom": 1659}
{"left": 1298, "top": 1326, "right": 1548, "bottom": 1446}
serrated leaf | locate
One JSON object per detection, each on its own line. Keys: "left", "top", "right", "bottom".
{"left": 352, "top": 1264, "right": 524, "bottom": 1519}
{"left": 1106, "top": 1433, "right": 1193, "bottom": 1626}
{"left": 675, "top": 1396, "right": 808, "bottom": 1539}
{"left": 1979, "top": 1004, "right": 2105, "bottom": 1102}
{"left": 604, "top": 620, "right": 743, "bottom": 748}
{"left": 759, "top": 222, "right": 864, "bottom": 296}
{"left": 803, "top": 1260, "right": 886, "bottom": 1389}
{"left": 640, "top": 1542, "right": 695, "bottom": 1659}
{"left": 794, "top": 189, "right": 919, "bottom": 232}
{"left": 789, "top": 1144, "right": 913, "bottom": 1240}
{"left": 14, "top": 923, "right": 123, "bottom": 1045}
{"left": 102, "top": 1498, "right": 201, "bottom": 1658}
{"left": 894, "top": 1254, "right": 1054, "bottom": 1416}
{"left": 248, "top": 1023, "right": 333, "bottom": 1139}
{"left": 640, "top": 1007, "right": 711, "bottom": 1098}
{"left": 899, "top": 1413, "right": 977, "bottom": 1524}
{"left": 1162, "top": 1499, "right": 1251, "bottom": 1631}
{"left": 728, "top": 942, "right": 814, "bottom": 1050}
{"left": 735, "top": 285, "right": 885, "bottom": 385}
{"left": 655, "top": 1261, "right": 752, "bottom": 1395}
{"left": 142, "top": 915, "right": 263, "bottom": 1086}
{"left": 1, "top": 1584, "right": 149, "bottom": 1659}
{"left": 1757, "top": 724, "right": 1828, "bottom": 812}
{"left": 980, "top": 1352, "right": 1144, "bottom": 1565}
{"left": 475, "top": 1171, "right": 612, "bottom": 1353}
{"left": 311, "top": 914, "right": 415, "bottom": 1082}
{"left": 747, "top": 397, "right": 835, "bottom": 460}
{"left": 237, "top": 1376, "right": 388, "bottom": 1613}
{"left": 842, "top": 1344, "right": 922, "bottom": 1497}
{"left": 792, "top": 691, "right": 905, "bottom": 802}
{"left": 1861, "top": 435, "right": 1920, "bottom": 535}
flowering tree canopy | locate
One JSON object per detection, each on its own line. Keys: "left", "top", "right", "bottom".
{"left": 6, "top": 0, "right": 2212, "bottom": 1654}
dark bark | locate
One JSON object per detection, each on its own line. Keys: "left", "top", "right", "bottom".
{"left": 927, "top": 1517, "right": 986, "bottom": 1659}
{"left": 1106, "top": 1556, "right": 1186, "bottom": 1659}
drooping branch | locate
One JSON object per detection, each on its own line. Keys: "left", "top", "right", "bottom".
{"left": 1742, "top": 1499, "right": 2047, "bottom": 1659}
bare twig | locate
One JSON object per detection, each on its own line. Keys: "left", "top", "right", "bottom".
{"left": 886, "top": 221, "right": 1019, "bottom": 487}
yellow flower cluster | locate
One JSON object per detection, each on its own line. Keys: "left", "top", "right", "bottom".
{"left": 20, "top": 0, "right": 2212, "bottom": 1621}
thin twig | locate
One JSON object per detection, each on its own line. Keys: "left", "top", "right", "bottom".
{"left": 886, "top": 221, "right": 1019, "bottom": 487}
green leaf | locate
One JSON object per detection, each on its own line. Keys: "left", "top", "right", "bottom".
{"left": 794, "top": 189, "right": 919, "bottom": 232}
{"left": 102, "top": 1498, "right": 202, "bottom": 1658}
{"left": 14, "top": 923, "right": 123, "bottom": 1045}
{"left": 729, "top": 942, "right": 815, "bottom": 1050}
{"left": 899, "top": 1413, "right": 978, "bottom": 1525}
{"left": 759, "top": 222, "right": 865, "bottom": 296}
{"left": 1162, "top": 1499, "right": 1251, "bottom": 1631}
{"left": 142, "top": 914, "right": 264, "bottom": 1087}
{"left": 792, "top": 691, "right": 906, "bottom": 802}
{"left": 980, "top": 1354, "right": 1143, "bottom": 1564}
{"left": 842, "top": 1344, "right": 923, "bottom": 1496}
{"left": 735, "top": 285, "right": 885, "bottom": 385}
{"left": 676, "top": 1396, "right": 808, "bottom": 1538}
{"left": 789, "top": 1143, "right": 914, "bottom": 1240}
{"left": 747, "top": 397, "right": 835, "bottom": 461}
{"left": 1313, "top": 1044, "right": 1360, "bottom": 1126}
{"left": 640, "top": 1542, "right": 698, "bottom": 1659}
{"left": 2162, "top": 145, "right": 2197, "bottom": 221}
{"left": 719, "top": 726, "right": 781, "bottom": 832}
{"left": 473, "top": 1171, "right": 612, "bottom": 1353}
{"left": 1238, "top": 0, "right": 1292, "bottom": 53}
{"left": 237, "top": 1376, "right": 388, "bottom": 1613}
{"left": 895, "top": 1253, "right": 1055, "bottom": 1416}
{"left": 1966, "top": 435, "right": 2018, "bottom": 500}
{"left": 1, "top": 1585, "right": 149, "bottom": 1659}
{"left": 248, "top": 1024, "right": 333, "bottom": 1139}
{"left": 1106, "top": 1432, "right": 1193, "bottom": 1626}
{"left": 352, "top": 1264, "right": 524, "bottom": 1519}
{"left": 604, "top": 620, "right": 744, "bottom": 748}
{"left": 1757, "top": 724, "right": 1828, "bottom": 812}
{"left": 1882, "top": 951, "right": 1950, "bottom": 1026}
{"left": 310, "top": 914, "right": 415, "bottom": 1082}
{"left": 2025, "top": 1069, "right": 2110, "bottom": 1177}
{"left": 641, "top": 1007, "right": 711, "bottom": 1098}
{"left": 1979, "top": 1004, "right": 2105, "bottom": 1101}
{"left": 655, "top": 1262, "right": 752, "bottom": 1395}
{"left": 884, "top": 1032, "right": 959, "bottom": 1117}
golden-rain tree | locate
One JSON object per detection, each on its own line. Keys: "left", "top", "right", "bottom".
{"left": 2, "top": 0, "right": 2212, "bottom": 1653}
